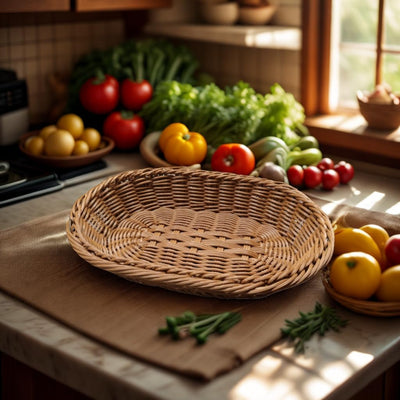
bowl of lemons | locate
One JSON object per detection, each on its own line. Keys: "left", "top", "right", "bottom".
{"left": 20, "top": 113, "right": 114, "bottom": 168}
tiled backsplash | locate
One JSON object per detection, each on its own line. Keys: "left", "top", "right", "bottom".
{"left": 0, "top": 13, "right": 125, "bottom": 125}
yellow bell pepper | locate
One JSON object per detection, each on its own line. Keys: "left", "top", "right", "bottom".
{"left": 159, "top": 123, "right": 188, "bottom": 152}
{"left": 159, "top": 123, "right": 207, "bottom": 166}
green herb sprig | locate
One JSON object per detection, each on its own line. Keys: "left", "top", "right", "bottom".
{"left": 281, "top": 302, "right": 348, "bottom": 354}
{"left": 159, "top": 310, "right": 241, "bottom": 344}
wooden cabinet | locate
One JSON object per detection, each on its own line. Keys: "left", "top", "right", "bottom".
{"left": 1, "top": 354, "right": 91, "bottom": 400}
{"left": 0, "top": 0, "right": 171, "bottom": 13}
{"left": 0, "top": 0, "right": 70, "bottom": 13}
{"left": 75, "top": 0, "right": 172, "bottom": 12}
{"left": 2, "top": 353, "right": 400, "bottom": 400}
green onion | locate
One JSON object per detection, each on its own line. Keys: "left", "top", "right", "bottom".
{"left": 158, "top": 310, "right": 241, "bottom": 345}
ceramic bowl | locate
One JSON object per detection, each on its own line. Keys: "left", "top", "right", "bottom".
{"left": 238, "top": 5, "right": 277, "bottom": 25}
{"left": 200, "top": 2, "right": 239, "bottom": 25}
{"left": 357, "top": 91, "right": 400, "bottom": 130}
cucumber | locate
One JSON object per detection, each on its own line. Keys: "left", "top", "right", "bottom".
{"left": 290, "top": 135, "right": 319, "bottom": 151}
{"left": 249, "top": 136, "right": 290, "bottom": 161}
{"left": 287, "top": 148, "right": 323, "bottom": 167}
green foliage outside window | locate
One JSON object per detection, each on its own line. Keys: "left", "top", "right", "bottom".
{"left": 336, "top": 0, "right": 400, "bottom": 107}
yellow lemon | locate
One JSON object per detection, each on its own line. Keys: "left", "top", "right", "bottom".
{"left": 72, "top": 140, "right": 90, "bottom": 155}
{"left": 80, "top": 128, "right": 101, "bottom": 151}
{"left": 57, "top": 114, "right": 84, "bottom": 139}
{"left": 39, "top": 125, "right": 57, "bottom": 140}
{"left": 25, "top": 136, "right": 44, "bottom": 156}
{"left": 375, "top": 265, "right": 400, "bottom": 302}
{"left": 360, "top": 224, "right": 390, "bottom": 269}
{"left": 334, "top": 226, "right": 383, "bottom": 266}
{"left": 330, "top": 251, "right": 382, "bottom": 300}
{"left": 44, "top": 129, "right": 75, "bottom": 157}
{"left": 360, "top": 224, "right": 390, "bottom": 254}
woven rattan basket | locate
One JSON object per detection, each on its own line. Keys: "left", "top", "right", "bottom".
{"left": 323, "top": 269, "right": 400, "bottom": 317}
{"left": 67, "top": 167, "right": 334, "bottom": 299}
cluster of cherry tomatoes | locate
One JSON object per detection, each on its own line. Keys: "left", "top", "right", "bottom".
{"left": 287, "top": 158, "right": 354, "bottom": 190}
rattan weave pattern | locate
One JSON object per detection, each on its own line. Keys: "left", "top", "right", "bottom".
{"left": 67, "top": 167, "right": 334, "bottom": 299}
{"left": 323, "top": 270, "right": 400, "bottom": 317}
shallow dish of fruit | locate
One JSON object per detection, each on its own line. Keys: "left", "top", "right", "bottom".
{"left": 19, "top": 113, "right": 114, "bottom": 168}
{"left": 19, "top": 131, "right": 114, "bottom": 169}
{"left": 323, "top": 224, "right": 400, "bottom": 317}
{"left": 323, "top": 271, "right": 400, "bottom": 317}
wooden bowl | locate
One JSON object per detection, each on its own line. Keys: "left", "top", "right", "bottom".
{"left": 357, "top": 91, "right": 400, "bottom": 130}
{"left": 139, "top": 131, "right": 173, "bottom": 168}
{"left": 19, "top": 131, "right": 114, "bottom": 169}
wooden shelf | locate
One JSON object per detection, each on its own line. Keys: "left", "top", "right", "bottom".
{"left": 144, "top": 23, "right": 301, "bottom": 50}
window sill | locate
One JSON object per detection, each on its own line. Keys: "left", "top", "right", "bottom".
{"left": 305, "top": 112, "right": 400, "bottom": 169}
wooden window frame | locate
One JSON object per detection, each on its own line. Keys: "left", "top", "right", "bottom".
{"left": 301, "top": 0, "right": 400, "bottom": 169}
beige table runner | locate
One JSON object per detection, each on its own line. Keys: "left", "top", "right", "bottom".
{"left": 1, "top": 198, "right": 399, "bottom": 380}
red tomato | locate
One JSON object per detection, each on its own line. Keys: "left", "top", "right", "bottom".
{"left": 211, "top": 143, "right": 255, "bottom": 175}
{"left": 321, "top": 169, "right": 340, "bottom": 190}
{"left": 303, "top": 166, "right": 322, "bottom": 188}
{"left": 121, "top": 79, "right": 153, "bottom": 111}
{"left": 385, "top": 234, "right": 400, "bottom": 266}
{"left": 287, "top": 165, "right": 304, "bottom": 187}
{"left": 317, "top": 157, "right": 335, "bottom": 171}
{"left": 79, "top": 74, "right": 119, "bottom": 114}
{"left": 103, "top": 110, "right": 144, "bottom": 150}
{"left": 334, "top": 161, "right": 354, "bottom": 184}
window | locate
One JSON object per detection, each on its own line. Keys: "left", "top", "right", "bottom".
{"left": 331, "top": 0, "right": 400, "bottom": 109}
{"left": 302, "top": 0, "right": 400, "bottom": 114}
{"left": 301, "top": 0, "right": 400, "bottom": 168}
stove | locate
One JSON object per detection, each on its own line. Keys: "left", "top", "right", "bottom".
{"left": 0, "top": 145, "right": 108, "bottom": 207}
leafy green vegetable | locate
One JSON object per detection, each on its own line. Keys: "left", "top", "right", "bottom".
{"left": 140, "top": 80, "right": 308, "bottom": 152}
{"left": 255, "top": 83, "right": 307, "bottom": 145}
{"left": 159, "top": 310, "right": 241, "bottom": 344}
{"left": 281, "top": 302, "right": 348, "bottom": 354}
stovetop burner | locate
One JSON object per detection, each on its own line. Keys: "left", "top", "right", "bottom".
{"left": 0, "top": 145, "right": 107, "bottom": 207}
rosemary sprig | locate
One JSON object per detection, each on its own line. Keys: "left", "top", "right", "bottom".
{"left": 159, "top": 310, "right": 241, "bottom": 344}
{"left": 281, "top": 302, "right": 348, "bottom": 354}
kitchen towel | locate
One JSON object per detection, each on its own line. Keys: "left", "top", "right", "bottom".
{"left": 0, "top": 198, "right": 399, "bottom": 380}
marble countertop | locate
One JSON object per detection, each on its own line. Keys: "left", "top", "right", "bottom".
{"left": 1, "top": 152, "right": 400, "bottom": 400}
